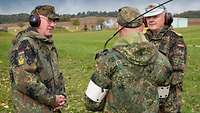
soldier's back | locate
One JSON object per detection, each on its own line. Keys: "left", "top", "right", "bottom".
{"left": 102, "top": 42, "right": 172, "bottom": 113}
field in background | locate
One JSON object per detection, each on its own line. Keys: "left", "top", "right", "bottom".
{"left": 0, "top": 26, "right": 200, "bottom": 113}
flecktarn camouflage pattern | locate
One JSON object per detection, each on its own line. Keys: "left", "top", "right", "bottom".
{"left": 85, "top": 32, "right": 172, "bottom": 113}
{"left": 9, "top": 27, "right": 65, "bottom": 113}
{"left": 145, "top": 26, "right": 187, "bottom": 113}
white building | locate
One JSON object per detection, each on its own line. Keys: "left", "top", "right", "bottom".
{"left": 172, "top": 17, "right": 188, "bottom": 28}
{"left": 103, "top": 18, "right": 117, "bottom": 29}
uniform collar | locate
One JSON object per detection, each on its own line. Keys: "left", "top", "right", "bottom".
{"left": 25, "top": 27, "right": 54, "bottom": 44}
{"left": 146, "top": 26, "right": 171, "bottom": 40}
{"left": 113, "top": 32, "right": 148, "bottom": 47}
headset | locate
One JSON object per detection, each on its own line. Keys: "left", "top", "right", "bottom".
{"left": 103, "top": 0, "right": 174, "bottom": 49}
{"left": 164, "top": 12, "right": 173, "bottom": 26}
{"left": 29, "top": 6, "right": 41, "bottom": 27}
{"left": 143, "top": 12, "right": 173, "bottom": 27}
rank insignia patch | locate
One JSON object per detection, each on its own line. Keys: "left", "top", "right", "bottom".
{"left": 18, "top": 53, "right": 25, "bottom": 65}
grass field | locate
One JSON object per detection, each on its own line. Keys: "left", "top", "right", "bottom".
{"left": 0, "top": 26, "right": 200, "bottom": 113}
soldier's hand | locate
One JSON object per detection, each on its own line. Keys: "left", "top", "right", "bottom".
{"left": 53, "top": 106, "right": 63, "bottom": 112}
{"left": 54, "top": 95, "right": 67, "bottom": 107}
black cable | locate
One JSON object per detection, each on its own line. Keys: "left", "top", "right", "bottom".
{"left": 103, "top": 0, "right": 174, "bottom": 49}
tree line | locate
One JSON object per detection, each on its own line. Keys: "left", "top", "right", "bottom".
{"left": 0, "top": 11, "right": 118, "bottom": 24}
{"left": 0, "top": 13, "right": 29, "bottom": 24}
{"left": 174, "top": 10, "right": 200, "bottom": 18}
{"left": 0, "top": 10, "right": 200, "bottom": 24}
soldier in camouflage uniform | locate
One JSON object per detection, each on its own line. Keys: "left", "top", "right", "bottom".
{"left": 84, "top": 6, "right": 172, "bottom": 113}
{"left": 143, "top": 4, "right": 187, "bottom": 113}
{"left": 9, "top": 5, "right": 66, "bottom": 113}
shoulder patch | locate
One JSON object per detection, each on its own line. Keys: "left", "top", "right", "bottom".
{"left": 17, "top": 40, "right": 36, "bottom": 65}
{"left": 17, "top": 40, "right": 30, "bottom": 66}
{"left": 18, "top": 52, "right": 25, "bottom": 65}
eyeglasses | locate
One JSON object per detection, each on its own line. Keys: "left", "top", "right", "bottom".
{"left": 40, "top": 16, "right": 57, "bottom": 24}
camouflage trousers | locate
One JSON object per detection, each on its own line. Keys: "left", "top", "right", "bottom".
{"left": 159, "top": 85, "right": 182, "bottom": 113}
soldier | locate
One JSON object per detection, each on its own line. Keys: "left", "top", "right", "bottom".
{"left": 9, "top": 5, "right": 66, "bottom": 113}
{"left": 84, "top": 6, "right": 172, "bottom": 113}
{"left": 143, "top": 3, "right": 187, "bottom": 113}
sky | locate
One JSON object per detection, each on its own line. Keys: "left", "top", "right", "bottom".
{"left": 0, "top": 0, "right": 200, "bottom": 15}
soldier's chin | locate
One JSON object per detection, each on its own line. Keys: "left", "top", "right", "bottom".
{"left": 45, "top": 33, "right": 53, "bottom": 38}
{"left": 148, "top": 26, "right": 159, "bottom": 31}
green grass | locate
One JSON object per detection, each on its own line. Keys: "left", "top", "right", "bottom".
{"left": 0, "top": 26, "right": 200, "bottom": 113}
{"left": 0, "top": 31, "right": 14, "bottom": 113}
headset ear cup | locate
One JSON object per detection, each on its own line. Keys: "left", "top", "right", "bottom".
{"left": 164, "top": 12, "right": 173, "bottom": 26}
{"left": 143, "top": 18, "right": 148, "bottom": 27}
{"left": 29, "top": 15, "right": 41, "bottom": 27}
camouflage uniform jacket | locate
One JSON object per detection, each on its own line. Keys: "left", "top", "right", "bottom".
{"left": 9, "top": 28, "right": 65, "bottom": 113}
{"left": 144, "top": 26, "right": 187, "bottom": 86}
{"left": 85, "top": 33, "right": 172, "bottom": 113}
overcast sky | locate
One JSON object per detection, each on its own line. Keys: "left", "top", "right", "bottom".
{"left": 0, "top": 0, "right": 200, "bottom": 15}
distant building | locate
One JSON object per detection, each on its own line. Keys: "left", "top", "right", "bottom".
{"left": 55, "top": 16, "right": 118, "bottom": 32}
{"left": 172, "top": 17, "right": 188, "bottom": 28}
{"left": 95, "top": 24, "right": 102, "bottom": 31}
{"left": 103, "top": 18, "right": 117, "bottom": 29}
{"left": 0, "top": 25, "right": 8, "bottom": 32}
